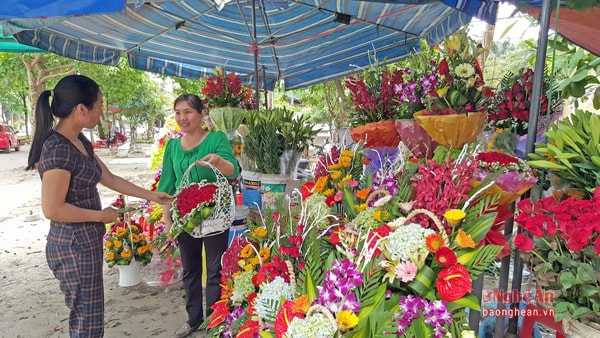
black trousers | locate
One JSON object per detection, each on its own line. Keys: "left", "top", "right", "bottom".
{"left": 177, "top": 230, "right": 229, "bottom": 327}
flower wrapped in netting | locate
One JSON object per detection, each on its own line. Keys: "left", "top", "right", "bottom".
{"left": 170, "top": 162, "right": 234, "bottom": 238}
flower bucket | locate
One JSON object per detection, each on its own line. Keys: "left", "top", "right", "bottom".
{"left": 228, "top": 205, "right": 249, "bottom": 246}
{"left": 117, "top": 260, "right": 142, "bottom": 287}
{"left": 241, "top": 171, "right": 261, "bottom": 209}
{"left": 395, "top": 119, "right": 437, "bottom": 158}
{"left": 413, "top": 111, "right": 487, "bottom": 148}
{"left": 350, "top": 120, "right": 401, "bottom": 148}
{"left": 259, "top": 174, "right": 288, "bottom": 211}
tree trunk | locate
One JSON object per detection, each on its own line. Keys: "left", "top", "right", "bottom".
{"left": 20, "top": 54, "right": 76, "bottom": 131}
{"left": 479, "top": 23, "right": 496, "bottom": 73}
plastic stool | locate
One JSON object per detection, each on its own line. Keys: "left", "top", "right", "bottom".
{"left": 521, "top": 304, "right": 565, "bottom": 338}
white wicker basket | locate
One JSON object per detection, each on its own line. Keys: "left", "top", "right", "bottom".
{"left": 172, "top": 162, "right": 234, "bottom": 238}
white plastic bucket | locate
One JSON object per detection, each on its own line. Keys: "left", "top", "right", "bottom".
{"left": 259, "top": 174, "right": 288, "bottom": 211}
{"left": 117, "top": 260, "right": 142, "bottom": 287}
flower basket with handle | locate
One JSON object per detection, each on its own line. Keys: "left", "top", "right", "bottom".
{"left": 170, "top": 162, "right": 234, "bottom": 238}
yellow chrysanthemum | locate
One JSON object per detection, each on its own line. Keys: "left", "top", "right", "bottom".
{"left": 444, "top": 209, "right": 466, "bottom": 226}
{"left": 337, "top": 310, "right": 359, "bottom": 331}
{"left": 105, "top": 241, "right": 114, "bottom": 249}
{"left": 252, "top": 227, "right": 268, "bottom": 238}
{"left": 328, "top": 163, "right": 341, "bottom": 170}
{"left": 456, "top": 229, "right": 476, "bottom": 248}
{"left": 106, "top": 251, "right": 115, "bottom": 261}
{"left": 115, "top": 228, "right": 127, "bottom": 237}
{"left": 339, "top": 156, "right": 352, "bottom": 168}
{"left": 341, "top": 150, "right": 354, "bottom": 158}
{"left": 330, "top": 171, "right": 342, "bottom": 180}
{"left": 313, "top": 176, "right": 328, "bottom": 193}
{"left": 113, "top": 240, "right": 123, "bottom": 248}
{"left": 121, "top": 249, "right": 132, "bottom": 258}
{"left": 131, "top": 233, "right": 140, "bottom": 243}
{"left": 240, "top": 244, "right": 255, "bottom": 258}
{"left": 259, "top": 247, "right": 271, "bottom": 261}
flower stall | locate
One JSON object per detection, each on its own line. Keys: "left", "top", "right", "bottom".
{"left": 196, "top": 140, "right": 530, "bottom": 337}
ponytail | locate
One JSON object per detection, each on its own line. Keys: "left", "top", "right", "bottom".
{"left": 26, "top": 90, "right": 54, "bottom": 170}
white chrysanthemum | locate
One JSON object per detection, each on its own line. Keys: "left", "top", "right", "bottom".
{"left": 385, "top": 222, "right": 435, "bottom": 262}
{"left": 454, "top": 63, "right": 475, "bottom": 78}
{"left": 254, "top": 276, "right": 293, "bottom": 323}
{"left": 231, "top": 270, "right": 255, "bottom": 304}
{"left": 286, "top": 313, "right": 337, "bottom": 338}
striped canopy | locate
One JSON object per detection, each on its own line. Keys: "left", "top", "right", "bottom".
{"left": 2, "top": 0, "right": 498, "bottom": 90}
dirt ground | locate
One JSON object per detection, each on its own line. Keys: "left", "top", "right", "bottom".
{"left": 0, "top": 145, "right": 196, "bottom": 338}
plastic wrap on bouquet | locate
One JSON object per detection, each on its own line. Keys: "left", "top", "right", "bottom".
{"left": 395, "top": 119, "right": 437, "bottom": 158}
{"left": 209, "top": 107, "right": 245, "bottom": 132}
{"left": 350, "top": 120, "right": 400, "bottom": 148}
{"left": 470, "top": 171, "right": 536, "bottom": 206}
{"left": 413, "top": 111, "right": 486, "bottom": 148}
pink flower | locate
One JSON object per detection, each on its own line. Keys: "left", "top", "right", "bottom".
{"left": 395, "top": 261, "right": 418, "bottom": 282}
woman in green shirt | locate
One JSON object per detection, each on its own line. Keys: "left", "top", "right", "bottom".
{"left": 158, "top": 94, "right": 239, "bottom": 338}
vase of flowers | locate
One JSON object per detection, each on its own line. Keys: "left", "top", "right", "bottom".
{"left": 515, "top": 189, "right": 600, "bottom": 331}
{"left": 104, "top": 217, "right": 153, "bottom": 287}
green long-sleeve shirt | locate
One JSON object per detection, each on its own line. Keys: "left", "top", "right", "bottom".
{"left": 157, "top": 131, "right": 240, "bottom": 195}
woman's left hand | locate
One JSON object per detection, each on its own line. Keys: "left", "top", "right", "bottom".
{"left": 150, "top": 191, "right": 173, "bottom": 204}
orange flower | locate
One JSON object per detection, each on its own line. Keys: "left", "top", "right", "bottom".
{"left": 456, "top": 229, "right": 476, "bottom": 248}
{"left": 259, "top": 247, "right": 271, "bottom": 261}
{"left": 121, "top": 249, "right": 132, "bottom": 258}
{"left": 105, "top": 251, "right": 115, "bottom": 261}
{"left": 339, "top": 155, "right": 352, "bottom": 168}
{"left": 425, "top": 234, "right": 445, "bottom": 253}
{"left": 240, "top": 244, "right": 255, "bottom": 258}
{"left": 313, "top": 176, "right": 328, "bottom": 193}
{"left": 355, "top": 188, "right": 371, "bottom": 201}
{"left": 252, "top": 227, "right": 268, "bottom": 238}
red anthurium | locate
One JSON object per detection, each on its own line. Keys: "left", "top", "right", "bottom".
{"left": 236, "top": 319, "right": 259, "bottom": 338}
{"left": 436, "top": 264, "right": 472, "bottom": 301}
{"left": 207, "top": 299, "right": 230, "bottom": 328}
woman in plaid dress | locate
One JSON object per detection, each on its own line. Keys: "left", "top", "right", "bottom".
{"left": 26, "top": 75, "right": 172, "bottom": 338}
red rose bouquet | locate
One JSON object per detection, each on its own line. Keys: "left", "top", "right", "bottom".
{"left": 515, "top": 189, "right": 600, "bottom": 322}
{"left": 170, "top": 181, "right": 218, "bottom": 237}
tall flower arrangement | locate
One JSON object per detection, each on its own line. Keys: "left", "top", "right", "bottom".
{"left": 201, "top": 66, "right": 253, "bottom": 109}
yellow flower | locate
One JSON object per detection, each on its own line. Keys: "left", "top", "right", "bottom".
{"left": 339, "top": 155, "right": 352, "bottom": 168}
{"left": 237, "top": 260, "right": 246, "bottom": 268}
{"left": 323, "top": 188, "right": 335, "bottom": 197}
{"left": 259, "top": 247, "right": 271, "bottom": 261}
{"left": 113, "top": 240, "right": 123, "bottom": 248}
{"left": 252, "top": 227, "right": 268, "bottom": 238}
{"left": 243, "top": 264, "right": 255, "bottom": 271}
{"left": 115, "top": 228, "right": 127, "bottom": 237}
{"left": 373, "top": 209, "right": 390, "bottom": 222}
{"left": 328, "top": 163, "right": 341, "bottom": 170}
{"left": 121, "top": 249, "right": 132, "bottom": 258}
{"left": 355, "top": 203, "right": 368, "bottom": 213}
{"left": 456, "top": 229, "right": 476, "bottom": 248}
{"left": 240, "top": 244, "right": 255, "bottom": 258}
{"left": 436, "top": 86, "right": 449, "bottom": 98}
{"left": 130, "top": 225, "right": 139, "bottom": 232}
{"left": 337, "top": 310, "right": 359, "bottom": 331}
{"left": 249, "top": 256, "right": 260, "bottom": 265}
{"left": 137, "top": 246, "right": 146, "bottom": 255}
{"left": 341, "top": 150, "right": 354, "bottom": 158}
{"left": 130, "top": 233, "right": 140, "bottom": 243}
{"left": 444, "top": 209, "right": 466, "bottom": 226}
{"left": 314, "top": 176, "right": 328, "bottom": 193}
{"left": 106, "top": 251, "right": 115, "bottom": 261}
{"left": 105, "top": 241, "right": 114, "bottom": 249}
{"left": 447, "top": 34, "right": 462, "bottom": 50}
{"left": 330, "top": 171, "right": 342, "bottom": 180}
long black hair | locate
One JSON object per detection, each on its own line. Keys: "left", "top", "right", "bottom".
{"left": 26, "top": 75, "right": 100, "bottom": 170}
{"left": 173, "top": 93, "right": 204, "bottom": 113}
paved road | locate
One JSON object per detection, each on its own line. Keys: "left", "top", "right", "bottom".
{"left": 0, "top": 144, "right": 40, "bottom": 218}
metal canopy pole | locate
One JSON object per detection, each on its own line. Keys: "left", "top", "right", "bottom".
{"left": 252, "top": 0, "right": 260, "bottom": 109}
{"left": 506, "top": 0, "right": 553, "bottom": 335}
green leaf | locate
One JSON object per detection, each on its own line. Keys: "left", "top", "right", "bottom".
{"left": 576, "top": 263, "right": 597, "bottom": 284}
{"left": 411, "top": 315, "right": 432, "bottom": 337}
{"left": 259, "top": 331, "right": 274, "bottom": 338}
{"left": 408, "top": 265, "right": 436, "bottom": 297}
{"left": 572, "top": 306, "right": 593, "bottom": 319}
{"left": 570, "top": 81, "right": 587, "bottom": 98}
{"left": 448, "top": 293, "right": 481, "bottom": 311}
{"left": 461, "top": 212, "right": 495, "bottom": 243}
{"left": 559, "top": 271, "right": 577, "bottom": 289}
{"left": 580, "top": 285, "right": 599, "bottom": 297}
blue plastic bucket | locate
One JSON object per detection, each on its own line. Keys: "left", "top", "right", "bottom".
{"left": 241, "top": 171, "right": 261, "bottom": 209}
{"left": 228, "top": 206, "right": 249, "bottom": 246}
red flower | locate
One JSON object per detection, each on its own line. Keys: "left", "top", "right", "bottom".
{"left": 300, "top": 181, "right": 315, "bottom": 200}
{"left": 252, "top": 262, "right": 281, "bottom": 287}
{"left": 513, "top": 233, "right": 534, "bottom": 252}
{"left": 436, "top": 264, "right": 472, "bottom": 301}
{"left": 236, "top": 319, "right": 259, "bottom": 338}
{"left": 274, "top": 300, "right": 306, "bottom": 337}
{"left": 435, "top": 247, "right": 457, "bottom": 267}
{"left": 207, "top": 299, "right": 230, "bottom": 328}
{"left": 366, "top": 225, "right": 393, "bottom": 257}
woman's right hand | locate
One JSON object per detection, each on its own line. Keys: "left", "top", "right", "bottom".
{"left": 100, "top": 207, "right": 120, "bottom": 224}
